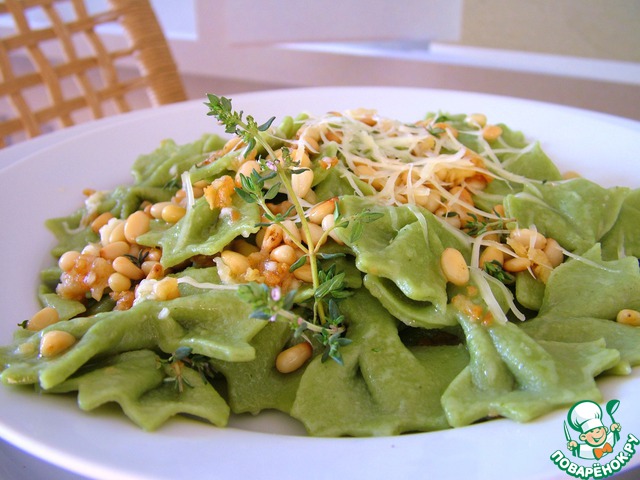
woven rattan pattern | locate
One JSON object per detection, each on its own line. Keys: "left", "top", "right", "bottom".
{"left": 0, "top": 0, "right": 186, "bottom": 147}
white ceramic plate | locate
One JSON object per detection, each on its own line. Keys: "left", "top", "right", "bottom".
{"left": 1, "top": 87, "right": 639, "bottom": 480}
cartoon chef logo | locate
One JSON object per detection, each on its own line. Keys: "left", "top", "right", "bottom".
{"left": 565, "top": 400, "right": 621, "bottom": 460}
{"left": 550, "top": 399, "right": 639, "bottom": 479}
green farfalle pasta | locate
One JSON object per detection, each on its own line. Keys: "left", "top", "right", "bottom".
{"left": 1, "top": 103, "right": 639, "bottom": 437}
{"left": 504, "top": 179, "right": 629, "bottom": 254}
{"left": 291, "top": 290, "right": 468, "bottom": 436}
{"left": 0, "top": 289, "right": 263, "bottom": 390}
{"left": 50, "top": 350, "right": 230, "bottom": 431}
{"left": 335, "top": 196, "right": 471, "bottom": 313}
{"left": 139, "top": 195, "right": 261, "bottom": 268}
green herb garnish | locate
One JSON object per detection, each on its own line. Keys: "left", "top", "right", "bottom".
{"left": 483, "top": 259, "right": 515, "bottom": 285}
{"left": 205, "top": 94, "right": 372, "bottom": 364}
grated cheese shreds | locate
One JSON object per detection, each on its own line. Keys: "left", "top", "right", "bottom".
{"left": 181, "top": 171, "right": 195, "bottom": 211}
{"left": 292, "top": 109, "right": 553, "bottom": 325}
{"left": 470, "top": 268, "right": 516, "bottom": 324}
{"left": 177, "top": 274, "right": 240, "bottom": 291}
{"left": 298, "top": 110, "right": 539, "bottom": 214}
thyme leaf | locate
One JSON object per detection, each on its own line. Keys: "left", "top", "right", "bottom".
{"left": 484, "top": 260, "right": 515, "bottom": 285}
{"left": 161, "top": 346, "right": 217, "bottom": 393}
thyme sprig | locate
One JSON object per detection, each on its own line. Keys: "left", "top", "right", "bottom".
{"left": 237, "top": 278, "right": 352, "bottom": 364}
{"left": 124, "top": 249, "right": 149, "bottom": 269}
{"left": 205, "top": 94, "right": 362, "bottom": 364}
{"left": 206, "top": 94, "right": 323, "bottom": 304}
{"left": 464, "top": 212, "right": 507, "bottom": 237}
{"left": 161, "top": 346, "right": 216, "bottom": 393}
{"left": 483, "top": 259, "right": 515, "bottom": 285}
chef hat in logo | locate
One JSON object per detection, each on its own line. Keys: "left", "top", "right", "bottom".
{"left": 568, "top": 400, "right": 604, "bottom": 434}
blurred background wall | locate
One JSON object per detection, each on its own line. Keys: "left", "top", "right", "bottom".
{"left": 163, "top": 0, "right": 639, "bottom": 120}
{"left": 450, "top": 0, "right": 639, "bottom": 62}
{"left": 1, "top": 0, "right": 639, "bottom": 121}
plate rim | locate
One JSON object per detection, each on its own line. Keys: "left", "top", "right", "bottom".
{"left": 1, "top": 86, "right": 639, "bottom": 480}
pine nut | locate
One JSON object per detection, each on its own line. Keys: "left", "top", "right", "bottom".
{"left": 479, "top": 246, "right": 504, "bottom": 268}
{"left": 268, "top": 200, "right": 293, "bottom": 217}
{"left": 261, "top": 224, "right": 284, "bottom": 252}
{"left": 440, "top": 248, "right": 469, "bottom": 286}
{"left": 465, "top": 175, "right": 488, "bottom": 192}
{"left": 221, "top": 250, "right": 250, "bottom": 276}
{"left": 174, "top": 189, "right": 187, "bottom": 201}
{"left": 153, "top": 277, "right": 180, "bottom": 301}
{"left": 324, "top": 129, "right": 343, "bottom": 143}
{"left": 98, "top": 218, "right": 122, "bottom": 247}
{"left": 108, "top": 221, "right": 126, "bottom": 244}
{"left": 90, "top": 212, "right": 114, "bottom": 233}
{"left": 291, "top": 169, "right": 314, "bottom": 198}
{"left": 108, "top": 272, "right": 132, "bottom": 292}
{"left": 145, "top": 262, "right": 164, "bottom": 280}
{"left": 112, "top": 256, "right": 145, "bottom": 280}
{"left": 533, "top": 263, "right": 552, "bottom": 284}
{"left": 299, "top": 135, "right": 320, "bottom": 155}
{"left": 298, "top": 124, "right": 321, "bottom": 143}
{"left": 617, "top": 309, "right": 640, "bottom": 326}
{"left": 255, "top": 228, "right": 266, "bottom": 249}
{"left": 100, "top": 241, "right": 130, "bottom": 260}
{"left": 276, "top": 342, "right": 313, "bottom": 373}
{"left": 141, "top": 260, "right": 161, "bottom": 275}
{"left": 303, "top": 189, "right": 317, "bottom": 204}
{"left": 450, "top": 186, "right": 474, "bottom": 206}
{"left": 58, "top": 250, "right": 80, "bottom": 272}
{"left": 509, "top": 228, "right": 547, "bottom": 250}
{"left": 124, "top": 211, "right": 151, "bottom": 244}
{"left": 482, "top": 125, "right": 503, "bottom": 141}
{"left": 220, "top": 136, "right": 243, "bottom": 155}
{"left": 563, "top": 171, "right": 581, "bottom": 180}
{"left": 467, "top": 113, "right": 487, "bottom": 128}
{"left": 493, "top": 204, "right": 505, "bottom": 217}
{"left": 162, "top": 204, "right": 186, "bottom": 223}
{"left": 235, "top": 160, "right": 261, "bottom": 187}
{"left": 414, "top": 186, "right": 440, "bottom": 212}
{"left": 302, "top": 223, "right": 326, "bottom": 248}
{"left": 544, "top": 238, "right": 564, "bottom": 267}
{"left": 354, "top": 163, "right": 386, "bottom": 190}
{"left": 320, "top": 156, "right": 339, "bottom": 169}
{"left": 436, "top": 208, "right": 462, "bottom": 229}
{"left": 281, "top": 219, "right": 302, "bottom": 248}
{"left": 150, "top": 201, "right": 172, "bottom": 219}
{"left": 293, "top": 264, "right": 313, "bottom": 283}
{"left": 193, "top": 187, "right": 208, "bottom": 199}
{"left": 128, "top": 244, "right": 141, "bottom": 258}
{"left": 231, "top": 239, "right": 260, "bottom": 256}
{"left": 483, "top": 233, "right": 500, "bottom": 243}
{"left": 40, "top": 330, "right": 76, "bottom": 358}
{"left": 204, "top": 175, "right": 236, "bottom": 209}
{"left": 411, "top": 136, "right": 436, "bottom": 156}
{"left": 81, "top": 244, "right": 101, "bottom": 256}
{"left": 270, "top": 245, "right": 297, "bottom": 265}
{"left": 434, "top": 122, "right": 458, "bottom": 138}
{"left": 27, "top": 307, "right": 60, "bottom": 331}
{"left": 292, "top": 148, "right": 311, "bottom": 168}
{"left": 307, "top": 198, "right": 336, "bottom": 225}
{"left": 321, "top": 213, "right": 344, "bottom": 245}
{"left": 146, "top": 248, "right": 162, "bottom": 262}
{"left": 503, "top": 256, "right": 531, "bottom": 272}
